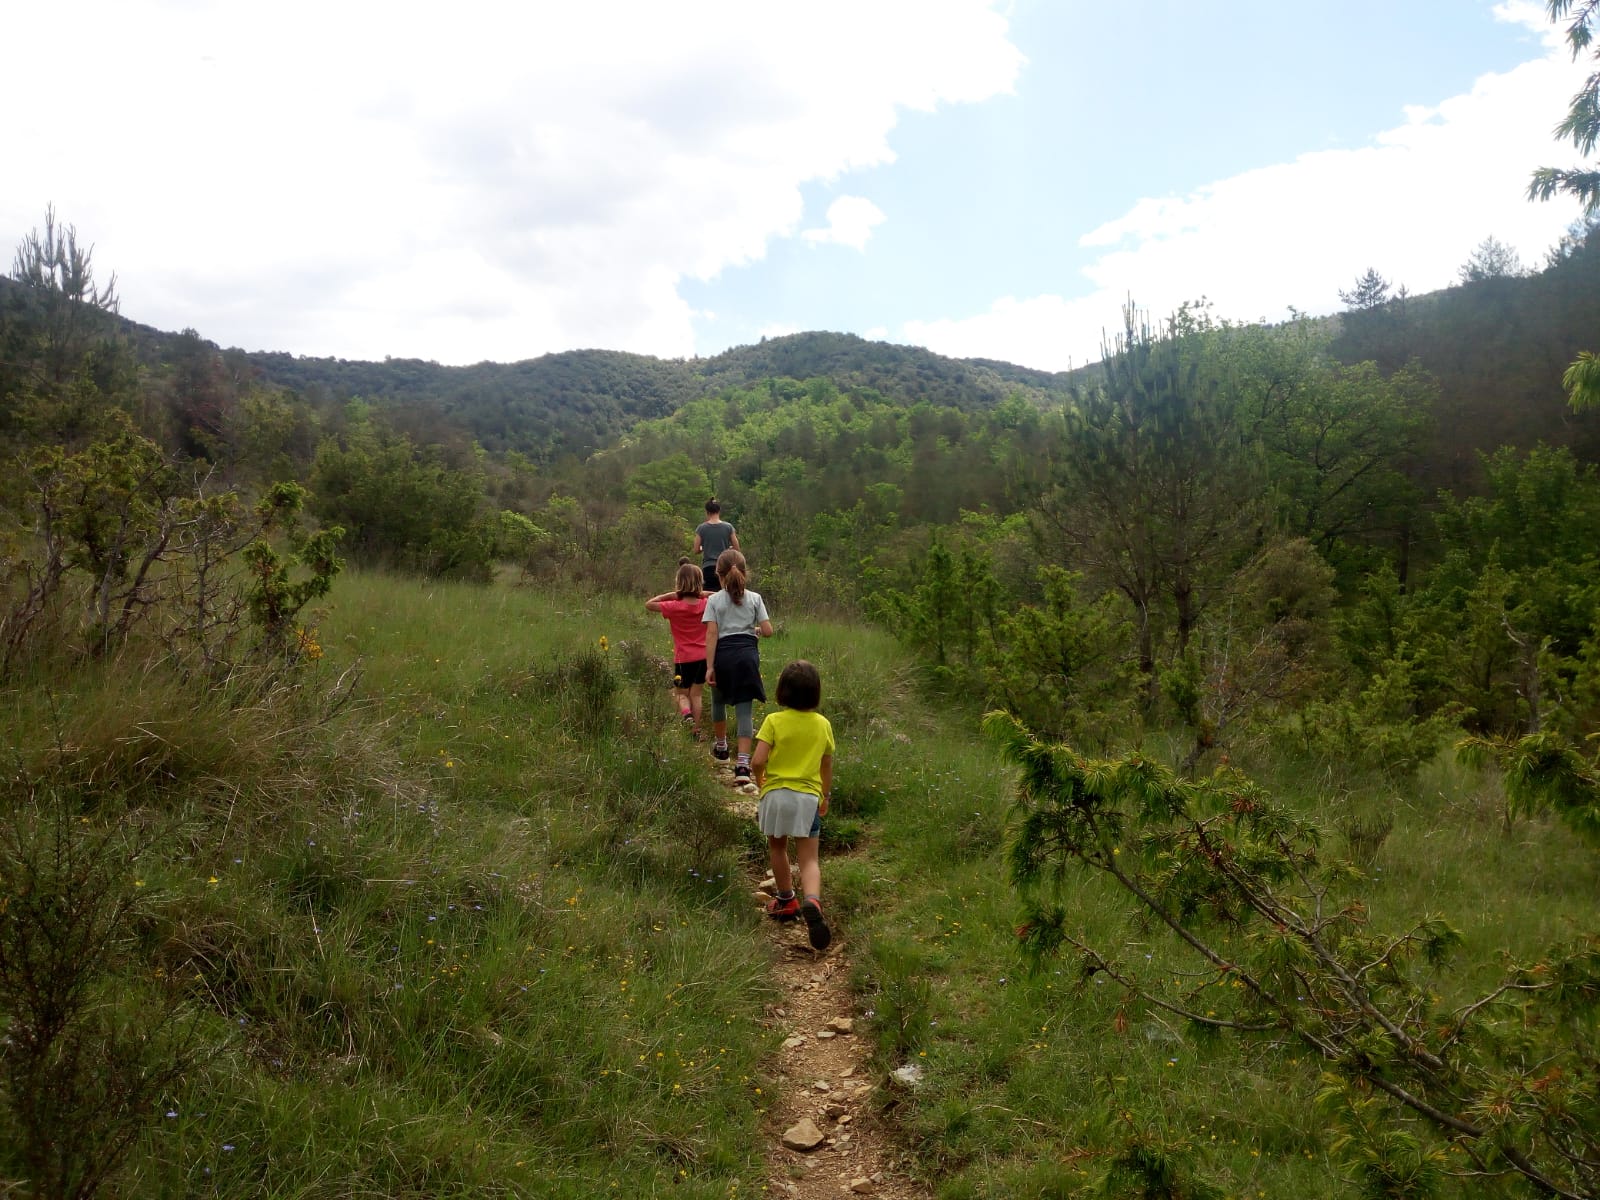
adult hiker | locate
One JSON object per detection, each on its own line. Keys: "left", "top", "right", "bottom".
{"left": 693, "top": 498, "right": 740, "bottom": 593}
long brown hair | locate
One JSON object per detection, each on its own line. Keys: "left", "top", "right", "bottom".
{"left": 674, "top": 562, "right": 704, "bottom": 600}
{"left": 715, "top": 548, "right": 748, "bottom": 603}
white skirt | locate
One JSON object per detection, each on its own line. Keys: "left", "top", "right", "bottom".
{"left": 757, "top": 787, "right": 821, "bottom": 838}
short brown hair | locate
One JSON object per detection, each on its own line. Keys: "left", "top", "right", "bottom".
{"left": 776, "top": 660, "right": 822, "bottom": 710}
{"left": 674, "top": 562, "right": 704, "bottom": 599}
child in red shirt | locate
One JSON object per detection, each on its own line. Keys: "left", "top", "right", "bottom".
{"left": 646, "top": 561, "right": 709, "bottom": 736}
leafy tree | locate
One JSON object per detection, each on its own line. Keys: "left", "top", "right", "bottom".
{"left": 983, "top": 566, "right": 1139, "bottom": 753}
{"left": 1528, "top": 0, "right": 1600, "bottom": 214}
{"left": 1283, "top": 651, "right": 1462, "bottom": 784}
{"left": 1457, "top": 235, "right": 1528, "bottom": 283}
{"left": 623, "top": 451, "right": 709, "bottom": 519}
{"left": 994, "top": 712, "right": 1600, "bottom": 1200}
{"left": 227, "top": 388, "right": 321, "bottom": 483}
{"left": 1338, "top": 268, "right": 1392, "bottom": 309}
{"left": 13, "top": 422, "right": 184, "bottom": 658}
{"left": 240, "top": 481, "right": 345, "bottom": 655}
{"left": 1543, "top": 211, "right": 1600, "bottom": 265}
{"left": 2, "top": 420, "right": 343, "bottom": 676}
{"left": 309, "top": 403, "right": 492, "bottom": 578}
{"left": 875, "top": 533, "right": 965, "bottom": 670}
{"left": 1423, "top": 445, "right": 1600, "bottom": 732}
{"left": 4, "top": 206, "right": 120, "bottom": 388}
{"left": 1162, "top": 538, "right": 1339, "bottom": 772}
{"left": 1459, "top": 729, "right": 1600, "bottom": 844}
{"left": 163, "top": 327, "right": 234, "bottom": 459}
{"left": 1221, "top": 323, "right": 1430, "bottom": 561}
{"left": 1037, "top": 303, "right": 1264, "bottom": 692}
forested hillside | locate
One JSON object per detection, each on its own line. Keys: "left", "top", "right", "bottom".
{"left": 1330, "top": 233, "right": 1600, "bottom": 489}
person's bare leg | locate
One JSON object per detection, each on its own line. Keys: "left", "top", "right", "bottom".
{"left": 796, "top": 836, "right": 821, "bottom": 900}
{"left": 768, "top": 836, "right": 793, "bottom": 894}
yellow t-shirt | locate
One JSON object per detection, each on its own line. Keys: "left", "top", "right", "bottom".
{"left": 755, "top": 708, "right": 834, "bottom": 799}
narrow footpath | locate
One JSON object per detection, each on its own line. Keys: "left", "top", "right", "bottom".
{"left": 714, "top": 763, "right": 930, "bottom": 1200}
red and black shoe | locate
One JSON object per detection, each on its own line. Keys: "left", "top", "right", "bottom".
{"left": 801, "top": 898, "right": 832, "bottom": 950}
{"left": 766, "top": 894, "right": 801, "bottom": 922}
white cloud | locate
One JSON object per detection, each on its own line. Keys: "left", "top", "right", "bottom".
{"left": 1492, "top": 1, "right": 1558, "bottom": 40}
{"left": 802, "top": 196, "right": 888, "bottom": 251}
{"left": 0, "top": 0, "right": 1022, "bottom": 364}
{"left": 906, "top": 27, "right": 1592, "bottom": 372}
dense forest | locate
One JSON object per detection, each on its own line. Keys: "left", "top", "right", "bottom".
{"left": 4, "top": 38, "right": 1600, "bottom": 1188}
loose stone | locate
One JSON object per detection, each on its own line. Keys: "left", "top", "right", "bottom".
{"left": 780, "top": 1119, "right": 826, "bottom": 1151}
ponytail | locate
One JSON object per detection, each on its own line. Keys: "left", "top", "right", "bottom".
{"left": 715, "top": 548, "right": 748, "bottom": 603}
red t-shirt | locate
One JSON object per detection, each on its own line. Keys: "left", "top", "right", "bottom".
{"left": 657, "top": 597, "right": 708, "bottom": 662}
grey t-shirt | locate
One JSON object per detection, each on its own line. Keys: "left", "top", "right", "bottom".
{"left": 703, "top": 588, "right": 768, "bottom": 638}
{"left": 696, "top": 520, "right": 736, "bottom": 568}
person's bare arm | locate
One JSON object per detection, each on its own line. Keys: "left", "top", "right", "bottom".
{"left": 704, "top": 620, "right": 719, "bottom": 686}
{"left": 818, "top": 754, "right": 832, "bottom": 816}
{"left": 751, "top": 739, "right": 772, "bottom": 787}
{"left": 646, "top": 592, "right": 674, "bottom": 612}
{"left": 730, "top": 529, "right": 741, "bottom": 550}
{"left": 756, "top": 618, "right": 774, "bottom": 637}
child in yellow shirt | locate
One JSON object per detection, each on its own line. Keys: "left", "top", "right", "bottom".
{"left": 751, "top": 660, "right": 834, "bottom": 950}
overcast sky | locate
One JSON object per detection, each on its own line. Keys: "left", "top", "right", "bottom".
{"left": 2, "top": 1, "right": 1591, "bottom": 372}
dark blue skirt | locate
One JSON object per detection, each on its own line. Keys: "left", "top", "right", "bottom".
{"left": 713, "top": 635, "right": 766, "bottom": 705}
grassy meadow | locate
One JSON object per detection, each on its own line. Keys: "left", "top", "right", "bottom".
{"left": 1, "top": 569, "right": 1594, "bottom": 1198}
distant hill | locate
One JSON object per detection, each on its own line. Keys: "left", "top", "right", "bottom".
{"left": 242, "top": 347, "right": 704, "bottom": 461}
{"left": 8, "top": 237, "right": 1597, "bottom": 475}
{"left": 693, "top": 331, "right": 1074, "bottom": 409}
{"left": 235, "top": 331, "right": 1075, "bottom": 461}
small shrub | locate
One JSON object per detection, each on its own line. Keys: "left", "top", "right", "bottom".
{"left": 532, "top": 648, "right": 619, "bottom": 738}
{"left": 1339, "top": 807, "right": 1396, "bottom": 868}
{"left": 865, "top": 940, "right": 935, "bottom": 1061}
{"left": 0, "top": 800, "right": 202, "bottom": 1199}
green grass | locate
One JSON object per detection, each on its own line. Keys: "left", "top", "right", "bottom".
{"left": 1, "top": 569, "right": 1594, "bottom": 1197}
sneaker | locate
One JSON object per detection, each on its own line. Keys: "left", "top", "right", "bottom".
{"left": 801, "top": 899, "right": 832, "bottom": 951}
{"left": 766, "top": 894, "right": 801, "bottom": 922}
{"left": 712, "top": 742, "right": 730, "bottom": 761}
{"left": 733, "top": 764, "right": 752, "bottom": 782}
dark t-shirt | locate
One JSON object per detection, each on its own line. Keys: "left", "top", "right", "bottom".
{"left": 696, "top": 520, "right": 736, "bottom": 568}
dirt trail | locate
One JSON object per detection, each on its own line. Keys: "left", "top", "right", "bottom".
{"left": 715, "top": 764, "right": 929, "bottom": 1200}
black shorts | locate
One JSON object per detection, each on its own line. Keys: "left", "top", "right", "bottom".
{"left": 673, "top": 660, "right": 707, "bottom": 688}
{"left": 701, "top": 565, "right": 721, "bottom": 592}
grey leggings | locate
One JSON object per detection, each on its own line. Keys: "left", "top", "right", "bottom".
{"left": 710, "top": 695, "right": 754, "bottom": 739}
